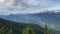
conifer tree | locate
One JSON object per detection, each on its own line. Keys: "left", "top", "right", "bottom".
{"left": 0, "top": 30, "right": 3, "bottom": 34}
{"left": 30, "top": 28, "right": 35, "bottom": 34}
{"left": 0, "top": 28, "right": 5, "bottom": 34}
{"left": 22, "top": 27, "right": 29, "bottom": 34}
{"left": 22, "top": 27, "right": 35, "bottom": 34}
{"left": 8, "top": 28, "right": 13, "bottom": 34}
{"left": 44, "top": 22, "right": 51, "bottom": 34}
{"left": 44, "top": 22, "right": 48, "bottom": 34}
{"left": 48, "top": 28, "right": 51, "bottom": 34}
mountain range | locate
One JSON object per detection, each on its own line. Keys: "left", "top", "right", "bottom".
{"left": 0, "top": 12, "right": 60, "bottom": 27}
{"left": 0, "top": 10, "right": 60, "bottom": 34}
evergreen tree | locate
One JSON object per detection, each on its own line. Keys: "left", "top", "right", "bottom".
{"left": 22, "top": 27, "right": 29, "bottom": 34}
{"left": 44, "top": 22, "right": 48, "bottom": 34}
{"left": 0, "top": 30, "right": 3, "bottom": 34}
{"left": 47, "top": 29, "right": 51, "bottom": 34}
{"left": 22, "top": 27, "right": 35, "bottom": 34}
{"left": 0, "top": 27, "right": 5, "bottom": 34}
{"left": 8, "top": 28, "right": 13, "bottom": 34}
{"left": 44, "top": 22, "right": 51, "bottom": 34}
{"left": 29, "top": 28, "right": 35, "bottom": 34}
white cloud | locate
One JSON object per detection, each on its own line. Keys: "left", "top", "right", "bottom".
{"left": 0, "top": 0, "right": 60, "bottom": 15}
{"left": 0, "top": 0, "right": 48, "bottom": 15}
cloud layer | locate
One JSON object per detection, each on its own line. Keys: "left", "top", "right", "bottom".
{"left": 0, "top": 0, "right": 60, "bottom": 15}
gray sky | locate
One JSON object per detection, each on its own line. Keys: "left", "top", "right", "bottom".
{"left": 0, "top": 0, "right": 60, "bottom": 15}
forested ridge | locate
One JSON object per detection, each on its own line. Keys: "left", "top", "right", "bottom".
{"left": 0, "top": 18, "right": 43, "bottom": 34}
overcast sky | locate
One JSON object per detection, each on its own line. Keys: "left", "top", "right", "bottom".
{"left": 0, "top": 0, "right": 60, "bottom": 15}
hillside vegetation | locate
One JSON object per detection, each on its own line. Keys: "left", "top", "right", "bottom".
{"left": 0, "top": 18, "right": 43, "bottom": 34}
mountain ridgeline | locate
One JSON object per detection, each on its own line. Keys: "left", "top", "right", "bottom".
{"left": 0, "top": 18, "right": 43, "bottom": 34}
